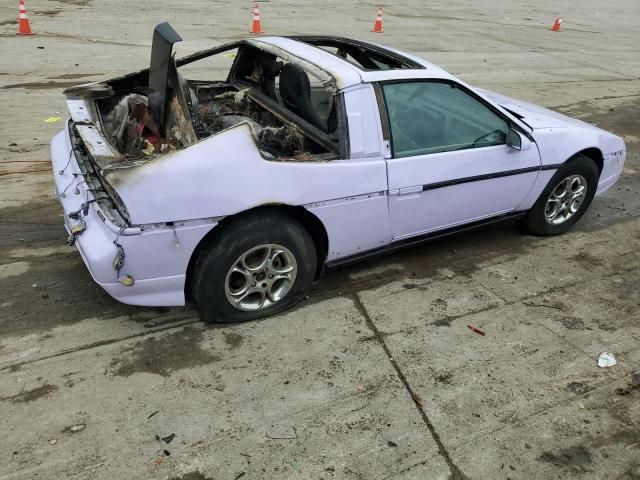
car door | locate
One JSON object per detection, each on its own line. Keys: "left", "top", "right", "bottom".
{"left": 382, "top": 80, "right": 542, "bottom": 240}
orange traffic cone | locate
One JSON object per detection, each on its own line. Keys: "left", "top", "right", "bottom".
{"left": 551, "top": 18, "right": 562, "bottom": 32}
{"left": 250, "top": 3, "right": 263, "bottom": 34}
{"left": 372, "top": 6, "right": 383, "bottom": 33}
{"left": 17, "top": 0, "right": 33, "bottom": 35}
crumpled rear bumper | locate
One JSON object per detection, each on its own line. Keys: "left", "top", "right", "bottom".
{"left": 51, "top": 125, "right": 213, "bottom": 307}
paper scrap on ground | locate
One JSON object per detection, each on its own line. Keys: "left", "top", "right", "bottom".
{"left": 597, "top": 352, "right": 616, "bottom": 368}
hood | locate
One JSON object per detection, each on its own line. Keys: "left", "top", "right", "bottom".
{"left": 476, "top": 88, "right": 594, "bottom": 130}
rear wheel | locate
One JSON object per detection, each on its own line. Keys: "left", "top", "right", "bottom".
{"left": 523, "top": 154, "right": 599, "bottom": 235}
{"left": 191, "top": 210, "right": 317, "bottom": 323}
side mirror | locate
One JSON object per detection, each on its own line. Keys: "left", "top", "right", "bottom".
{"left": 507, "top": 128, "right": 532, "bottom": 151}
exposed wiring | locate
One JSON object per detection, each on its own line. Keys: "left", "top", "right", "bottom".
{"left": 74, "top": 179, "right": 88, "bottom": 194}
{"left": 67, "top": 199, "right": 97, "bottom": 220}
{"left": 112, "top": 227, "right": 126, "bottom": 279}
{"left": 57, "top": 174, "right": 79, "bottom": 198}
{"left": 58, "top": 148, "right": 74, "bottom": 175}
{"left": 66, "top": 218, "right": 86, "bottom": 246}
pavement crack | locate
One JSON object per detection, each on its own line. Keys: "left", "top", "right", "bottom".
{"left": 349, "top": 291, "right": 470, "bottom": 480}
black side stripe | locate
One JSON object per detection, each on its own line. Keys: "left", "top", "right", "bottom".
{"left": 422, "top": 164, "right": 563, "bottom": 191}
{"left": 541, "top": 163, "right": 564, "bottom": 170}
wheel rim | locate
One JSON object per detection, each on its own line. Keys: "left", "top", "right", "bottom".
{"left": 544, "top": 174, "right": 588, "bottom": 225}
{"left": 224, "top": 244, "right": 298, "bottom": 312}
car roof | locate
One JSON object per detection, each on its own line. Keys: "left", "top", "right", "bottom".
{"left": 251, "top": 36, "right": 457, "bottom": 90}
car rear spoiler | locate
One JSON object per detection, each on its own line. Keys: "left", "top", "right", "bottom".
{"left": 148, "top": 22, "right": 183, "bottom": 136}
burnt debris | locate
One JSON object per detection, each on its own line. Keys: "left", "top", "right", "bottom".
{"left": 195, "top": 88, "right": 307, "bottom": 159}
{"left": 91, "top": 24, "right": 341, "bottom": 163}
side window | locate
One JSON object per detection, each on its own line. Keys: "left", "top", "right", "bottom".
{"left": 383, "top": 81, "right": 508, "bottom": 158}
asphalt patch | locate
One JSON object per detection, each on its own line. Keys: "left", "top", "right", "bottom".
{"left": 566, "top": 381, "right": 594, "bottom": 395}
{"left": 168, "top": 472, "right": 213, "bottom": 480}
{"left": 0, "top": 383, "right": 58, "bottom": 403}
{"left": 55, "top": 0, "right": 93, "bottom": 6}
{"left": 435, "top": 372, "right": 453, "bottom": 384}
{"left": 47, "top": 73, "right": 103, "bottom": 80}
{"left": 109, "top": 327, "right": 220, "bottom": 377}
{"left": 537, "top": 445, "right": 593, "bottom": 473}
{"left": 223, "top": 332, "right": 243, "bottom": 349}
{"left": 557, "top": 316, "right": 585, "bottom": 330}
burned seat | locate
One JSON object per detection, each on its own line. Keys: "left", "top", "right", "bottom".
{"left": 279, "top": 63, "right": 327, "bottom": 132}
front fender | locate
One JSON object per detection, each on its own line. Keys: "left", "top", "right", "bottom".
{"left": 516, "top": 126, "right": 625, "bottom": 209}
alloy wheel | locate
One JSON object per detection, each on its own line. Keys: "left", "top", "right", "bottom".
{"left": 544, "top": 174, "right": 588, "bottom": 225}
{"left": 224, "top": 244, "right": 298, "bottom": 311}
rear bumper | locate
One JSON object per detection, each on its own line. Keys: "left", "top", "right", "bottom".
{"left": 52, "top": 128, "right": 121, "bottom": 287}
{"left": 51, "top": 125, "right": 216, "bottom": 307}
{"left": 96, "top": 274, "right": 187, "bottom": 307}
{"left": 68, "top": 215, "right": 187, "bottom": 306}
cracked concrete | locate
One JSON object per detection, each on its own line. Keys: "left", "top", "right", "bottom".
{"left": 1, "top": 0, "right": 639, "bottom": 478}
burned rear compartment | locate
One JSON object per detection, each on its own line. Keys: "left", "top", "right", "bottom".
{"left": 192, "top": 84, "right": 337, "bottom": 161}
{"left": 80, "top": 27, "right": 343, "bottom": 167}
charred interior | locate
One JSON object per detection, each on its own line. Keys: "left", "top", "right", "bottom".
{"left": 80, "top": 24, "right": 344, "bottom": 164}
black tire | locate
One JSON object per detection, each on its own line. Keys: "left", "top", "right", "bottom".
{"left": 523, "top": 154, "right": 599, "bottom": 236}
{"left": 191, "top": 209, "right": 317, "bottom": 323}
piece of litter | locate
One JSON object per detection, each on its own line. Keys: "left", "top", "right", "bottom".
{"left": 70, "top": 424, "right": 85, "bottom": 432}
{"left": 466, "top": 325, "right": 486, "bottom": 336}
{"left": 48, "top": 438, "right": 57, "bottom": 445}
{"left": 44, "top": 117, "right": 63, "bottom": 123}
{"left": 597, "top": 352, "right": 616, "bottom": 368}
{"left": 32, "top": 284, "right": 37, "bottom": 288}
{"left": 147, "top": 410, "right": 159, "bottom": 420}
{"left": 161, "top": 433, "right": 176, "bottom": 444}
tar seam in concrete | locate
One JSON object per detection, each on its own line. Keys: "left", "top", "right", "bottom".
{"left": 349, "top": 289, "right": 470, "bottom": 480}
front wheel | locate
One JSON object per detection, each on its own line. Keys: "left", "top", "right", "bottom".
{"left": 523, "top": 154, "right": 599, "bottom": 236}
{"left": 191, "top": 210, "right": 317, "bottom": 323}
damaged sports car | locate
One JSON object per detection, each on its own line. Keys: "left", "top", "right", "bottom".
{"left": 51, "top": 22, "right": 626, "bottom": 322}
